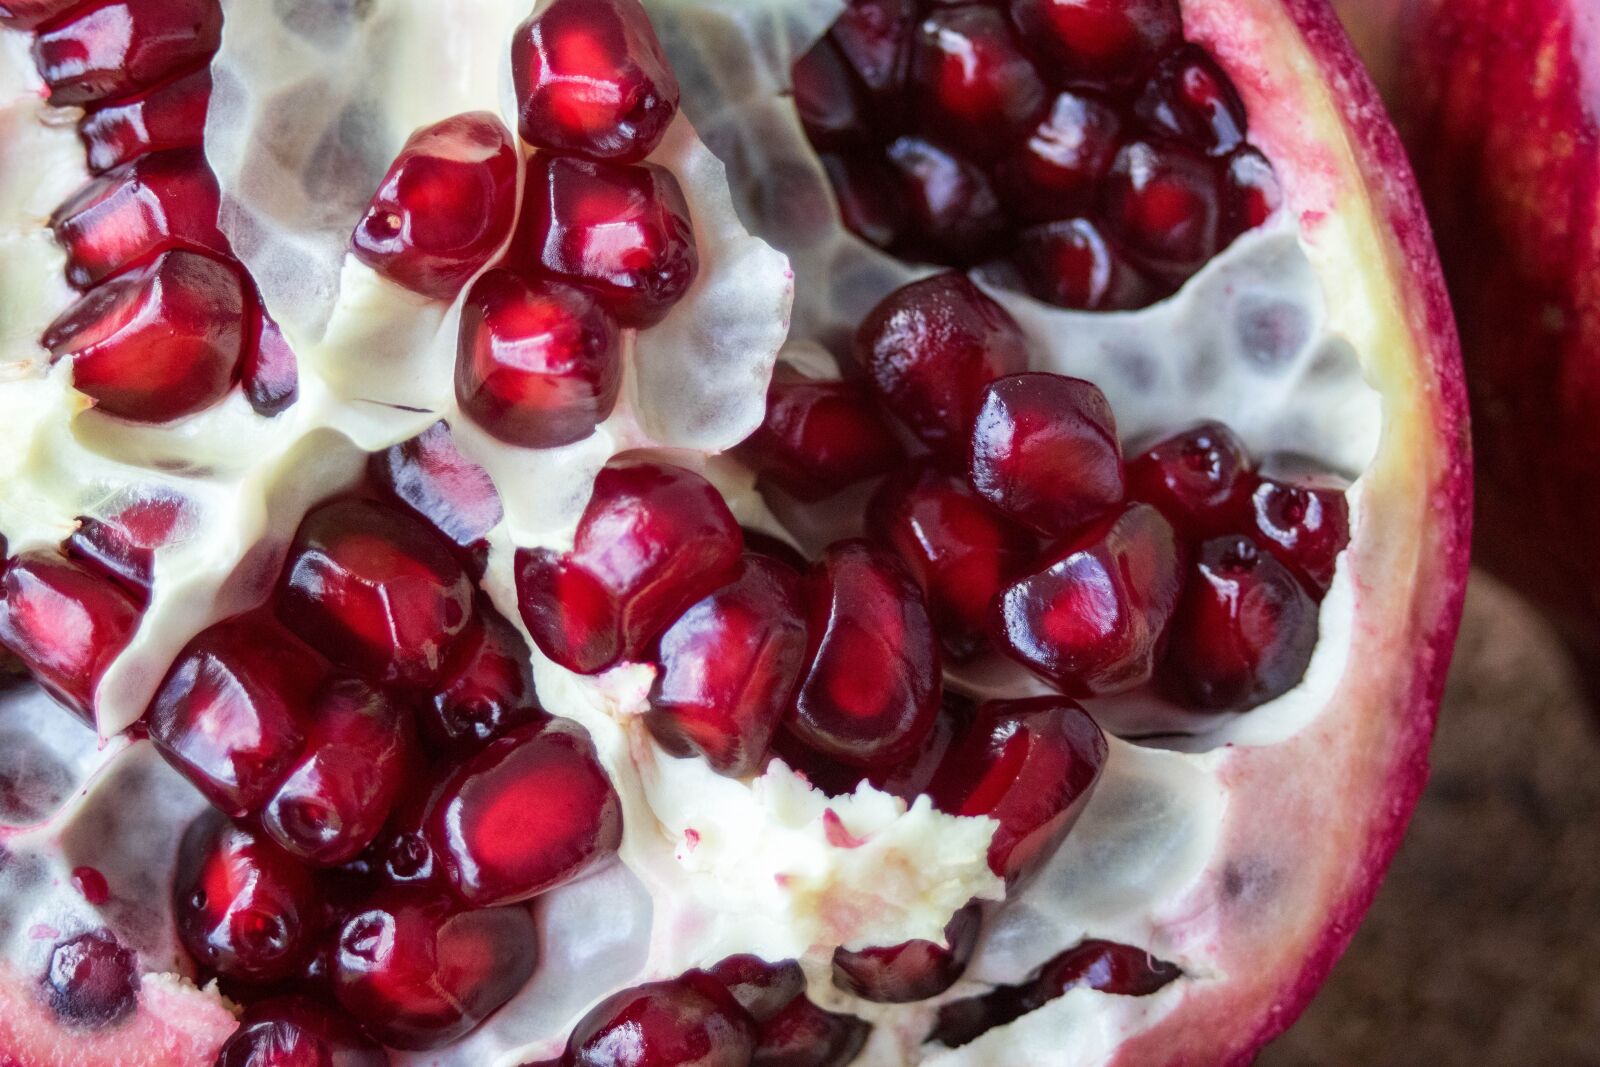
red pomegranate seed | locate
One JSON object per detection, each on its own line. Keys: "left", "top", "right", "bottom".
{"left": 31, "top": 0, "right": 222, "bottom": 107}
{"left": 370, "top": 421, "right": 501, "bottom": 567}
{"left": 647, "top": 554, "right": 808, "bottom": 778}
{"left": 930, "top": 696, "right": 1107, "bottom": 883}
{"left": 425, "top": 718, "right": 622, "bottom": 907}
{"left": 1223, "top": 145, "right": 1282, "bottom": 235}
{"left": 424, "top": 603, "right": 545, "bottom": 754}
{"left": 1007, "top": 0, "right": 1180, "bottom": 83}
{"left": 147, "top": 614, "right": 325, "bottom": 815}
{"left": 370, "top": 767, "right": 450, "bottom": 889}
{"left": 64, "top": 491, "right": 187, "bottom": 603}
{"left": 43, "top": 930, "right": 139, "bottom": 1028}
{"left": 260, "top": 677, "right": 414, "bottom": 867}
{"left": 241, "top": 304, "right": 299, "bottom": 417}
{"left": 866, "top": 461, "right": 1037, "bottom": 661}
{"left": 512, "top": 0, "right": 680, "bottom": 163}
{"left": 1104, "top": 140, "right": 1224, "bottom": 280}
{"left": 855, "top": 272, "right": 1031, "bottom": 458}
{"left": 994, "top": 91, "right": 1122, "bottom": 221}
{"left": 708, "top": 955, "right": 806, "bottom": 1024}
{"left": 832, "top": 902, "right": 981, "bottom": 1003}
{"left": 351, "top": 112, "right": 519, "bottom": 300}
{"left": 519, "top": 154, "right": 698, "bottom": 328}
{"left": 753, "top": 997, "right": 870, "bottom": 1067}
{"left": 0, "top": 0, "right": 83, "bottom": 29}
{"left": 215, "top": 996, "right": 388, "bottom": 1067}
{"left": 968, "top": 372, "right": 1125, "bottom": 537}
{"left": 792, "top": 37, "right": 869, "bottom": 149}
{"left": 277, "top": 498, "right": 474, "bottom": 688}
{"left": 735, "top": 366, "right": 906, "bottom": 502}
{"left": 1006, "top": 218, "right": 1157, "bottom": 311}
{"left": 1126, "top": 421, "right": 1256, "bottom": 539}
{"left": 43, "top": 249, "right": 245, "bottom": 423}
{"left": 563, "top": 971, "right": 756, "bottom": 1067}
{"left": 455, "top": 269, "right": 623, "bottom": 449}
{"left": 174, "top": 811, "right": 320, "bottom": 984}
{"left": 995, "top": 502, "right": 1186, "bottom": 696}
{"left": 788, "top": 539, "right": 941, "bottom": 769}
{"left": 72, "top": 865, "right": 110, "bottom": 905}
{"left": 333, "top": 889, "right": 539, "bottom": 1050}
{"left": 771, "top": 692, "right": 967, "bottom": 802}
{"left": 0, "top": 551, "right": 140, "bottom": 726}
{"left": 78, "top": 66, "right": 211, "bottom": 174}
{"left": 741, "top": 527, "right": 810, "bottom": 572}
{"left": 1246, "top": 474, "right": 1350, "bottom": 596}
{"left": 515, "top": 459, "right": 743, "bottom": 674}
{"left": 910, "top": 5, "right": 1045, "bottom": 160}
{"left": 817, "top": 152, "right": 906, "bottom": 250}
{"left": 1135, "top": 44, "right": 1248, "bottom": 156}
{"left": 884, "top": 136, "right": 1007, "bottom": 263}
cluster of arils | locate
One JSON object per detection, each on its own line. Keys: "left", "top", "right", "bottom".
{"left": 792, "top": 0, "right": 1282, "bottom": 309}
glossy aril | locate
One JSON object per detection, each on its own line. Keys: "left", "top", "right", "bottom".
{"left": 333, "top": 889, "right": 538, "bottom": 1050}
{"left": 817, "top": 152, "right": 906, "bottom": 250}
{"left": 1005, "top": 218, "right": 1157, "bottom": 310}
{"left": 512, "top": 0, "right": 680, "bottom": 163}
{"left": 0, "top": 551, "right": 140, "bottom": 725}
{"left": 909, "top": 5, "right": 1046, "bottom": 160}
{"left": 968, "top": 372, "right": 1125, "bottom": 537}
{"left": 1247, "top": 474, "right": 1351, "bottom": 596}
{"left": 995, "top": 502, "right": 1186, "bottom": 696}
{"left": 242, "top": 305, "right": 299, "bottom": 417}
{"left": 519, "top": 154, "right": 698, "bottom": 328}
{"left": 425, "top": 718, "right": 622, "bottom": 907}
{"left": 455, "top": 269, "right": 622, "bottom": 449}
{"left": 79, "top": 66, "right": 211, "bottom": 174}
{"left": 788, "top": 539, "right": 941, "bottom": 768}
{"left": 752, "top": 996, "right": 871, "bottom": 1067}
{"left": 31, "top": 0, "right": 223, "bottom": 106}
{"left": 43, "top": 249, "right": 244, "bottom": 422}
{"left": 930, "top": 696, "right": 1107, "bottom": 883}
{"left": 277, "top": 498, "right": 474, "bottom": 688}
{"left": 827, "top": 0, "right": 916, "bottom": 102}
{"left": 832, "top": 902, "right": 981, "bottom": 1003}
{"left": 1104, "top": 140, "right": 1224, "bottom": 279}
{"left": 995, "top": 91, "right": 1122, "bottom": 222}
{"left": 64, "top": 492, "right": 187, "bottom": 603}
{"left": 1135, "top": 44, "right": 1249, "bottom": 156}
{"left": 855, "top": 272, "right": 1031, "bottom": 458}
{"left": 563, "top": 971, "right": 756, "bottom": 1067}
{"left": 884, "top": 136, "right": 1007, "bottom": 263}
{"left": 422, "top": 603, "right": 545, "bottom": 754}
{"left": 351, "top": 113, "right": 518, "bottom": 300}
{"left": 1007, "top": 0, "right": 1181, "bottom": 82}
{"left": 215, "top": 996, "right": 390, "bottom": 1067}
{"left": 792, "top": 38, "right": 869, "bottom": 149}
{"left": 735, "top": 366, "right": 906, "bottom": 501}
{"left": 1126, "top": 420, "right": 1256, "bottom": 539}
{"left": 515, "top": 459, "right": 743, "bottom": 674}
{"left": 648, "top": 554, "right": 808, "bottom": 778}
{"left": 370, "top": 420, "right": 503, "bottom": 564}
{"left": 707, "top": 955, "right": 806, "bottom": 1024}
{"left": 1223, "top": 145, "right": 1283, "bottom": 234}
{"left": 173, "top": 811, "right": 320, "bottom": 984}
{"left": 43, "top": 930, "right": 139, "bottom": 1028}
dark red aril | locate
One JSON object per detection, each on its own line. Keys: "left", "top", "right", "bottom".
{"left": 777, "top": 694, "right": 966, "bottom": 802}
{"left": 1126, "top": 420, "right": 1256, "bottom": 539}
{"left": 817, "top": 152, "right": 907, "bottom": 250}
{"left": 43, "top": 249, "right": 245, "bottom": 423}
{"left": 832, "top": 902, "right": 981, "bottom": 1003}
{"left": 512, "top": 0, "right": 680, "bottom": 163}
{"left": 1007, "top": 0, "right": 1181, "bottom": 84}
{"left": 455, "top": 269, "right": 623, "bottom": 449}
{"left": 370, "top": 420, "right": 502, "bottom": 565}
{"left": 827, "top": 0, "right": 917, "bottom": 104}
{"left": 333, "top": 889, "right": 539, "bottom": 1050}
{"left": 752, "top": 997, "right": 870, "bottom": 1067}
{"left": 1005, "top": 218, "right": 1158, "bottom": 311}
{"left": 174, "top": 811, "right": 320, "bottom": 984}
{"left": 242, "top": 304, "right": 299, "bottom": 418}
{"left": 968, "top": 372, "right": 1125, "bottom": 537}
{"left": 351, "top": 112, "right": 519, "bottom": 300}
{"left": 884, "top": 136, "right": 1007, "bottom": 264}
{"left": 707, "top": 955, "right": 806, "bottom": 1024}
{"left": 215, "top": 996, "right": 389, "bottom": 1067}
{"left": 425, "top": 718, "right": 622, "bottom": 907}
{"left": 1246, "top": 474, "right": 1351, "bottom": 596}
{"left": 78, "top": 66, "right": 211, "bottom": 174}
{"left": 423, "top": 603, "right": 546, "bottom": 754}
{"left": 0, "top": 551, "right": 141, "bottom": 726}
{"left": 1223, "top": 145, "right": 1283, "bottom": 235}
{"left": 43, "top": 930, "right": 139, "bottom": 1028}
{"left": 277, "top": 498, "right": 474, "bottom": 688}
{"left": 930, "top": 696, "right": 1107, "bottom": 883}
{"left": 647, "top": 554, "right": 808, "bottom": 778}
{"left": 31, "top": 0, "right": 223, "bottom": 107}
{"left": 855, "top": 272, "right": 1030, "bottom": 459}
{"left": 519, "top": 154, "right": 698, "bottom": 328}
{"left": 741, "top": 527, "right": 810, "bottom": 572}
{"left": 995, "top": 91, "right": 1122, "bottom": 222}
{"left": 1135, "top": 44, "right": 1249, "bottom": 156}
{"left": 63, "top": 492, "right": 187, "bottom": 604}
{"left": 792, "top": 37, "right": 869, "bottom": 149}
{"left": 515, "top": 459, "right": 743, "bottom": 674}
{"left": 994, "top": 502, "right": 1186, "bottom": 697}
{"left": 735, "top": 366, "right": 906, "bottom": 502}
{"left": 563, "top": 971, "right": 756, "bottom": 1067}
{"left": 788, "top": 539, "right": 941, "bottom": 768}
{"left": 909, "top": 5, "right": 1046, "bottom": 160}
{"left": 1103, "top": 140, "right": 1224, "bottom": 280}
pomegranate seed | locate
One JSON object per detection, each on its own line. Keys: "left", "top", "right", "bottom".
{"left": 771, "top": 691, "right": 967, "bottom": 802}
{"left": 351, "top": 112, "right": 519, "bottom": 300}
{"left": 72, "top": 866, "right": 110, "bottom": 905}
{"left": 788, "top": 539, "right": 941, "bottom": 769}
{"left": 370, "top": 769, "right": 450, "bottom": 889}
{"left": 968, "top": 372, "right": 1125, "bottom": 537}
{"left": 277, "top": 498, "right": 474, "bottom": 688}
{"left": 995, "top": 502, "right": 1186, "bottom": 696}
{"left": 832, "top": 902, "right": 981, "bottom": 1003}
{"left": 828, "top": 0, "right": 916, "bottom": 104}
{"left": 792, "top": 38, "right": 869, "bottom": 149}
{"left": 817, "top": 152, "right": 906, "bottom": 250}
{"left": 647, "top": 554, "right": 809, "bottom": 777}
{"left": 147, "top": 614, "right": 325, "bottom": 816}
{"left": 370, "top": 421, "right": 501, "bottom": 569}
{"left": 1246, "top": 474, "right": 1351, "bottom": 596}
{"left": 425, "top": 718, "right": 622, "bottom": 907}
{"left": 994, "top": 91, "right": 1122, "bottom": 221}
{"left": 31, "top": 0, "right": 222, "bottom": 107}
{"left": 215, "top": 996, "right": 388, "bottom": 1067}
{"left": 423, "top": 603, "right": 545, "bottom": 754}
{"left": 563, "top": 971, "right": 756, "bottom": 1067}
{"left": 930, "top": 696, "right": 1107, "bottom": 883}
{"left": 43, "top": 930, "right": 139, "bottom": 1027}
{"left": 884, "top": 136, "right": 1007, "bottom": 263}
{"left": 1007, "top": 0, "right": 1180, "bottom": 83}
{"left": 910, "top": 5, "right": 1046, "bottom": 160}
{"left": 1135, "top": 44, "right": 1248, "bottom": 156}
{"left": 708, "top": 955, "right": 806, "bottom": 1023}
{"left": 78, "top": 66, "right": 211, "bottom": 174}
{"left": 1126, "top": 421, "right": 1256, "bottom": 539}
{"left": 515, "top": 459, "right": 743, "bottom": 674}
{"left": 1222, "top": 145, "right": 1282, "bottom": 235}
{"left": 512, "top": 0, "right": 680, "bottom": 163}
{"left": 519, "top": 154, "right": 698, "bottom": 328}
{"left": 735, "top": 366, "right": 906, "bottom": 502}
{"left": 855, "top": 272, "right": 1030, "bottom": 458}
{"left": 242, "top": 304, "right": 299, "bottom": 417}
{"left": 43, "top": 249, "right": 245, "bottom": 423}
{"left": 753, "top": 997, "right": 870, "bottom": 1067}
{"left": 0, "top": 551, "right": 140, "bottom": 726}
{"left": 1006, "top": 218, "right": 1158, "bottom": 310}
{"left": 63, "top": 492, "right": 187, "bottom": 603}
{"left": 741, "top": 527, "right": 810, "bottom": 572}
{"left": 455, "top": 269, "right": 623, "bottom": 449}
{"left": 0, "top": 0, "right": 83, "bottom": 29}
{"left": 174, "top": 811, "right": 320, "bottom": 984}
{"left": 1103, "top": 140, "right": 1224, "bottom": 280}
{"left": 867, "top": 461, "right": 1037, "bottom": 660}
{"left": 333, "top": 889, "right": 539, "bottom": 1050}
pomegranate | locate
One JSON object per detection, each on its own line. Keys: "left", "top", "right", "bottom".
{"left": 0, "top": 0, "right": 1467, "bottom": 1064}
